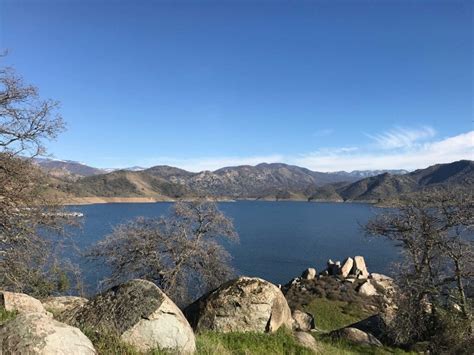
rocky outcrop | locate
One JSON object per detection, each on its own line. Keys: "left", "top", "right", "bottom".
{"left": 69, "top": 279, "right": 195, "bottom": 353}
{"left": 339, "top": 257, "right": 354, "bottom": 278}
{"left": 320, "top": 256, "right": 372, "bottom": 281}
{"left": 42, "top": 296, "right": 88, "bottom": 318}
{"left": 358, "top": 280, "right": 377, "bottom": 296}
{"left": 292, "top": 310, "right": 315, "bottom": 331}
{"left": 329, "top": 327, "right": 382, "bottom": 347}
{"left": 1, "top": 290, "right": 49, "bottom": 315}
{"left": 0, "top": 312, "right": 96, "bottom": 354}
{"left": 184, "top": 277, "right": 293, "bottom": 333}
{"left": 301, "top": 268, "right": 317, "bottom": 280}
{"left": 352, "top": 256, "right": 369, "bottom": 279}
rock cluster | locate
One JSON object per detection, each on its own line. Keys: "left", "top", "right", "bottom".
{"left": 288, "top": 256, "right": 393, "bottom": 299}
{"left": 324, "top": 255, "right": 369, "bottom": 279}
{"left": 0, "top": 259, "right": 395, "bottom": 354}
{"left": 283, "top": 256, "right": 397, "bottom": 348}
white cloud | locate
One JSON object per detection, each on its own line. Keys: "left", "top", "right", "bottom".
{"left": 294, "top": 131, "right": 473, "bottom": 171}
{"left": 96, "top": 129, "right": 473, "bottom": 172}
{"left": 366, "top": 126, "right": 436, "bottom": 149}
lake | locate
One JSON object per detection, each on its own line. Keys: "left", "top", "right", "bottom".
{"left": 66, "top": 201, "right": 400, "bottom": 293}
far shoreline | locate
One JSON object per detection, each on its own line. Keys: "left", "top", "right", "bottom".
{"left": 62, "top": 196, "right": 378, "bottom": 206}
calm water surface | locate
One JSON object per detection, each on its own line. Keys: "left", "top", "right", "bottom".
{"left": 66, "top": 201, "right": 399, "bottom": 293}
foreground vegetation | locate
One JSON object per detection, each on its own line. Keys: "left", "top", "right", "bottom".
{"left": 81, "top": 322, "right": 413, "bottom": 355}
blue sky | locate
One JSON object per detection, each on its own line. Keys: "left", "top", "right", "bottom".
{"left": 1, "top": 0, "right": 472, "bottom": 171}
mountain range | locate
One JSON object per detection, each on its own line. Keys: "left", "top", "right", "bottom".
{"left": 44, "top": 159, "right": 473, "bottom": 203}
{"left": 309, "top": 160, "right": 474, "bottom": 202}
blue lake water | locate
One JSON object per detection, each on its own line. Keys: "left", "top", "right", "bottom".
{"left": 66, "top": 201, "right": 400, "bottom": 293}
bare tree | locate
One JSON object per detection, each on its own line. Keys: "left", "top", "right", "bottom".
{"left": 0, "top": 63, "right": 79, "bottom": 296}
{"left": 88, "top": 201, "right": 238, "bottom": 306}
{"left": 0, "top": 66, "right": 64, "bottom": 156}
{"left": 366, "top": 188, "right": 473, "bottom": 350}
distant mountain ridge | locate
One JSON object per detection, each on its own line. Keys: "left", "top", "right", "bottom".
{"left": 34, "top": 158, "right": 106, "bottom": 180}
{"left": 309, "top": 160, "right": 474, "bottom": 202}
{"left": 35, "top": 158, "right": 146, "bottom": 178}
{"left": 51, "top": 160, "right": 474, "bottom": 202}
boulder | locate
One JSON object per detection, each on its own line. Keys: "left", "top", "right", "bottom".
{"left": 42, "top": 296, "right": 88, "bottom": 318}
{"left": 330, "top": 327, "right": 382, "bottom": 347}
{"left": 70, "top": 279, "right": 195, "bottom": 353}
{"left": 1, "top": 290, "right": 48, "bottom": 315}
{"left": 358, "top": 280, "right": 378, "bottom": 296}
{"left": 352, "top": 256, "right": 369, "bottom": 279}
{"left": 294, "top": 331, "right": 319, "bottom": 352}
{"left": 292, "top": 310, "right": 315, "bottom": 331}
{"left": 370, "top": 274, "right": 395, "bottom": 295}
{"left": 301, "top": 268, "right": 317, "bottom": 280}
{"left": 0, "top": 312, "right": 96, "bottom": 354}
{"left": 339, "top": 257, "right": 354, "bottom": 278}
{"left": 184, "top": 276, "right": 293, "bottom": 333}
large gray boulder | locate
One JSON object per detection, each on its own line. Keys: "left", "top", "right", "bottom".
{"left": 69, "top": 279, "right": 195, "bottom": 353}
{"left": 1, "top": 290, "right": 49, "bottom": 315}
{"left": 184, "top": 277, "right": 293, "bottom": 333}
{"left": 0, "top": 312, "right": 96, "bottom": 354}
{"left": 330, "top": 327, "right": 382, "bottom": 347}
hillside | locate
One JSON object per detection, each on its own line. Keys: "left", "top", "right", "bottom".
{"left": 58, "top": 163, "right": 363, "bottom": 201}
{"left": 34, "top": 158, "right": 107, "bottom": 180}
{"left": 52, "top": 160, "right": 474, "bottom": 203}
{"left": 309, "top": 160, "right": 474, "bottom": 202}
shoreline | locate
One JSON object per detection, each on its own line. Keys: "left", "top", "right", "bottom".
{"left": 61, "top": 196, "right": 378, "bottom": 206}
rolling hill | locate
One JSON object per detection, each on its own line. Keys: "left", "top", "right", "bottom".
{"left": 309, "top": 160, "right": 474, "bottom": 202}
{"left": 50, "top": 160, "right": 473, "bottom": 203}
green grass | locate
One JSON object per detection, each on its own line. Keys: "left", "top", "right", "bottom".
{"left": 3, "top": 308, "right": 411, "bottom": 355}
{"left": 196, "top": 328, "right": 314, "bottom": 355}
{"left": 304, "top": 297, "right": 373, "bottom": 332}
{"left": 0, "top": 306, "right": 17, "bottom": 325}
{"left": 314, "top": 335, "right": 414, "bottom": 355}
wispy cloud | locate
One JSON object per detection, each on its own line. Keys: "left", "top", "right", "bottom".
{"left": 96, "top": 129, "right": 473, "bottom": 172}
{"left": 366, "top": 126, "right": 436, "bottom": 149}
{"left": 295, "top": 131, "right": 473, "bottom": 171}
